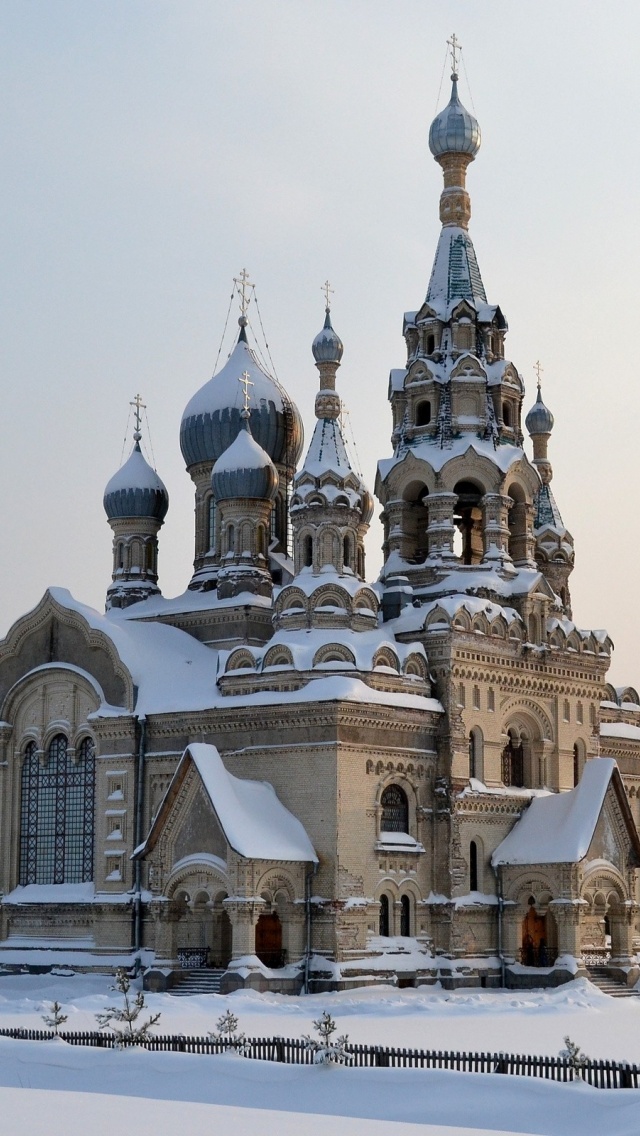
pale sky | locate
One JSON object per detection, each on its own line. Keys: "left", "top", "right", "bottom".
{"left": 0, "top": 1, "right": 638, "bottom": 684}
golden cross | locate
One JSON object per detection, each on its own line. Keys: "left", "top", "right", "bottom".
{"left": 130, "top": 393, "right": 146, "bottom": 438}
{"left": 447, "top": 32, "right": 461, "bottom": 77}
{"left": 234, "top": 268, "right": 254, "bottom": 317}
{"left": 534, "top": 360, "right": 544, "bottom": 391}
{"left": 238, "top": 369, "right": 254, "bottom": 412}
{"left": 322, "top": 279, "right": 334, "bottom": 310}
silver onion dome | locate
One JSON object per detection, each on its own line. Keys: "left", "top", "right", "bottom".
{"left": 211, "top": 413, "right": 279, "bottom": 502}
{"left": 103, "top": 441, "right": 169, "bottom": 522}
{"left": 180, "top": 323, "right": 304, "bottom": 470}
{"left": 525, "top": 386, "right": 555, "bottom": 436}
{"left": 429, "top": 75, "right": 481, "bottom": 159}
{"left": 312, "top": 308, "right": 344, "bottom": 365}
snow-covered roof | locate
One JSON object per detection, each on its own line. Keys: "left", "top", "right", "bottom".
{"left": 225, "top": 625, "right": 427, "bottom": 675}
{"left": 141, "top": 743, "right": 317, "bottom": 863}
{"left": 600, "top": 722, "right": 640, "bottom": 743}
{"left": 377, "top": 434, "right": 526, "bottom": 482}
{"left": 103, "top": 443, "right": 169, "bottom": 522}
{"left": 425, "top": 226, "right": 487, "bottom": 316}
{"left": 44, "top": 589, "right": 220, "bottom": 717}
{"left": 492, "top": 759, "right": 623, "bottom": 866}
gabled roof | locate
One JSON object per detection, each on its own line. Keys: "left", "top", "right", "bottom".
{"left": 137, "top": 743, "right": 317, "bottom": 863}
{"left": 426, "top": 226, "right": 487, "bottom": 316}
{"left": 492, "top": 759, "right": 640, "bottom": 867}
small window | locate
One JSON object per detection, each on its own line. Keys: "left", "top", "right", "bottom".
{"left": 503, "top": 402, "right": 512, "bottom": 427}
{"left": 208, "top": 496, "right": 216, "bottom": 551}
{"left": 304, "top": 535, "right": 313, "bottom": 567}
{"left": 470, "top": 841, "right": 478, "bottom": 892}
{"left": 564, "top": 700, "right": 570, "bottom": 723}
{"left": 459, "top": 683, "right": 466, "bottom": 708}
{"left": 488, "top": 688, "right": 495, "bottom": 712}
{"left": 343, "top": 535, "right": 350, "bottom": 569}
{"left": 416, "top": 400, "right": 432, "bottom": 427}
{"left": 379, "top": 894, "right": 390, "bottom": 936}
{"left": 117, "top": 543, "right": 124, "bottom": 570}
{"left": 426, "top": 334, "right": 435, "bottom": 354}
{"left": 573, "top": 744, "right": 580, "bottom": 788}
{"left": 227, "top": 524, "right": 235, "bottom": 554}
{"left": 473, "top": 685, "right": 480, "bottom": 710}
{"left": 577, "top": 702, "right": 583, "bottom": 725}
{"left": 381, "top": 785, "right": 409, "bottom": 833}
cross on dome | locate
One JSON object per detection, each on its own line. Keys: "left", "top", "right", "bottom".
{"left": 238, "top": 369, "right": 254, "bottom": 414}
{"left": 447, "top": 32, "right": 462, "bottom": 78}
{"left": 322, "top": 279, "right": 334, "bottom": 311}
{"left": 534, "top": 359, "right": 544, "bottom": 392}
{"left": 130, "top": 393, "right": 146, "bottom": 442}
{"left": 234, "top": 268, "right": 254, "bottom": 318}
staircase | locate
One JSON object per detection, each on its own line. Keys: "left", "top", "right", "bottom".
{"left": 169, "top": 968, "right": 225, "bottom": 996}
{"left": 587, "top": 966, "right": 640, "bottom": 998}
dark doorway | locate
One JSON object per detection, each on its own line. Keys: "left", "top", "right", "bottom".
{"left": 502, "top": 734, "right": 524, "bottom": 787}
{"left": 379, "top": 894, "right": 390, "bottom": 936}
{"left": 255, "top": 912, "right": 284, "bottom": 968}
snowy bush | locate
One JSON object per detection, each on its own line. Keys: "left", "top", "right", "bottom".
{"left": 302, "top": 1010, "right": 352, "bottom": 1065}
{"left": 95, "top": 968, "right": 161, "bottom": 1046}
{"left": 208, "top": 1009, "right": 251, "bottom": 1056}
{"left": 41, "top": 1001, "right": 68, "bottom": 1034}
{"left": 559, "top": 1035, "right": 589, "bottom": 1078}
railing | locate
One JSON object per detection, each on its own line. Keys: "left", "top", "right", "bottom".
{"left": 518, "top": 946, "right": 558, "bottom": 968}
{"left": 176, "top": 948, "right": 208, "bottom": 969}
{"left": 0, "top": 1028, "right": 636, "bottom": 1089}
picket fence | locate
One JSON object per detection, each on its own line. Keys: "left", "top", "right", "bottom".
{"left": 0, "top": 1027, "right": 637, "bottom": 1089}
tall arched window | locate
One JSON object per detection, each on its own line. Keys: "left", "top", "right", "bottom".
{"left": 20, "top": 735, "right": 95, "bottom": 885}
{"left": 381, "top": 785, "right": 409, "bottom": 833}
{"left": 400, "top": 894, "right": 411, "bottom": 937}
{"left": 502, "top": 730, "right": 524, "bottom": 787}
{"left": 379, "top": 894, "right": 390, "bottom": 936}
{"left": 303, "top": 535, "right": 313, "bottom": 567}
{"left": 207, "top": 496, "right": 216, "bottom": 552}
{"left": 469, "top": 727, "right": 483, "bottom": 781}
{"left": 227, "top": 524, "right": 235, "bottom": 554}
{"left": 343, "top": 535, "right": 351, "bottom": 569}
{"left": 470, "top": 841, "right": 478, "bottom": 891}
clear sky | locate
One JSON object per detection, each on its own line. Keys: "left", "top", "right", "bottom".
{"left": 0, "top": 1, "right": 637, "bottom": 684}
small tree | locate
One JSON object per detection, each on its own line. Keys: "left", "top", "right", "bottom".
{"left": 42, "top": 1001, "right": 68, "bottom": 1035}
{"left": 208, "top": 1009, "right": 251, "bottom": 1056}
{"left": 559, "top": 1035, "right": 589, "bottom": 1079}
{"left": 95, "top": 968, "right": 161, "bottom": 1045}
{"left": 302, "top": 1010, "right": 352, "bottom": 1065}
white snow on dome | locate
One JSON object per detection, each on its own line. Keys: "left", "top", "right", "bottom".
{"left": 213, "top": 421, "right": 276, "bottom": 473}
{"left": 104, "top": 446, "right": 166, "bottom": 497}
{"left": 182, "top": 338, "right": 284, "bottom": 422}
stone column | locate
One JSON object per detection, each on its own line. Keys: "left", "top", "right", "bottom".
{"left": 426, "top": 492, "right": 458, "bottom": 559}
{"left": 223, "top": 897, "right": 265, "bottom": 961}
{"left": 550, "top": 900, "right": 582, "bottom": 958}
{"left": 609, "top": 903, "right": 638, "bottom": 964}
{"left": 481, "top": 493, "right": 512, "bottom": 563}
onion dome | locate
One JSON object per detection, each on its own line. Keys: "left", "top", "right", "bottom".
{"left": 180, "top": 321, "right": 304, "bottom": 469}
{"left": 312, "top": 308, "right": 344, "bottom": 365}
{"left": 211, "top": 412, "right": 278, "bottom": 502}
{"left": 103, "top": 439, "right": 169, "bottom": 521}
{"left": 525, "top": 385, "right": 555, "bottom": 436}
{"left": 429, "top": 74, "right": 481, "bottom": 159}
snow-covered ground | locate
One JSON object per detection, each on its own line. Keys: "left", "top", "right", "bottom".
{"left": 0, "top": 973, "right": 639, "bottom": 1135}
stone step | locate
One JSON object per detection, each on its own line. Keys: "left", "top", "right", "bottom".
{"left": 587, "top": 968, "right": 640, "bottom": 998}
{"left": 169, "top": 968, "right": 225, "bottom": 997}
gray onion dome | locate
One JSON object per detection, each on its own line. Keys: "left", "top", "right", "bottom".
{"left": 525, "top": 386, "right": 555, "bottom": 436}
{"left": 429, "top": 75, "right": 481, "bottom": 159}
{"left": 103, "top": 441, "right": 169, "bottom": 522}
{"left": 312, "top": 308, "right": 344, "bottom": 365}
{"left": 180, "top": 322, "right": 304, "bottom": 469}
{"left": 211, "top": 413, "right": 279, "bottom": 502}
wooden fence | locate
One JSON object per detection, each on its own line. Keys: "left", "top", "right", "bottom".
{"left": 0, "top": 1027, "right": 636, "bottom": 1089}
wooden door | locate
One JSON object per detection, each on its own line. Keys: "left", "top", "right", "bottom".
{"left": 256, "top": 912, "right": 283, "bottom": 968}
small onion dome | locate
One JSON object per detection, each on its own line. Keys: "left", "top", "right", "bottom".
{"left": 429, "top": 75, "right": 481, "bottom": 159}
{"left": 211, "top": 413, "right": 279, "bottom": 501}
{"left": 312, "top": 308, "right": 344, "bottom": 365}
{"left": 103, "top": 441, "right": 169, "bottom": 522}
{"left": 525, "top": 386, "right": 555, "bottom": 436}
{"left": 180, "top": 322, "right": 304, "bottom": 469}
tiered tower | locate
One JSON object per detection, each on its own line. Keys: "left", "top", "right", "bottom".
{"left": 103, "top": 398, "right": 169, "bottom": 610}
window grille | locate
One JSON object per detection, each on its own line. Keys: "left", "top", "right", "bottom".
{"left": 381, "top": 785, "right": 409, "bottom": 833}
{"left": 20, "top": 735, "right": 95, "bottom": 885}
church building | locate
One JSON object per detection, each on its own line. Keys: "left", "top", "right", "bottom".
{"left": 1, "top": 53, "right": 640, "bottom": 993}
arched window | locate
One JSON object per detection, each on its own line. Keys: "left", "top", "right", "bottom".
{"left": 416, "top": 400, "right": 431, "bottom": 427}
{"left": 117, "top": 542, "right": 124, "bottom": 570}
{"left": 145, "top": 541, "right": 154, "bottom": 572}
{"left": 426, "top": 334, "right": 435, "bottom": 355}
{"left": 257, "top": 525, "right": 266, "bottom": 558}
{"left": 20, "top": 735, "right": 95, "bottom": 885}
{"left": 227, "top": 524, "right": 235, "bottom": 554}
{"left": 379, "top": 894, "right": 390, "bottom": 936}
{"left": 502, "top": 401, "right": 512, "bottom": 427}
{"left": 400, "top": 894, "right": 411, "bottom": 937}
{"left": 343, "top": 535, "right": 351, "bottom": 569}
{"left": 469, "top": 727, "right": 483, "bottom": 781}
{"left": 453, "top": 481, "right": 484, "bottom": 565}
{"left": 502, "top": 730, "right": 524, "bottom": 787}
{"left": 381, "top": 785, "right": 409, "bottom": 833}
{"left": 470, "top": 841, "right": 478, "bottom": 891}
{"left": 303, "top": 535, "right": 313, "bottom": 567}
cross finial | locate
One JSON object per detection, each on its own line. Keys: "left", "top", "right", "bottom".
{"left": 238, "top": 369, "right": 254, "bottom": 414}
{"left": 534, "top": 360, "right": 544, "bottom": 392}
{"left": 447, "top": 32, "right": 461, "bottom": 78}
{"left": 130, "top": 393, "right": 146, "bottom": 441}
{"left": 233, "top": 267, "right": 254, "bottom": 318}
{"left": 322, "top": 279, "right": 334, "bottom": 311}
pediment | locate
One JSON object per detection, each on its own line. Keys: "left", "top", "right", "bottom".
{"left": 585, "top": 775, "right": 640, "bottom": 871}
{"left": 450, "top": 354, "right": 485, "bottom": 381}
